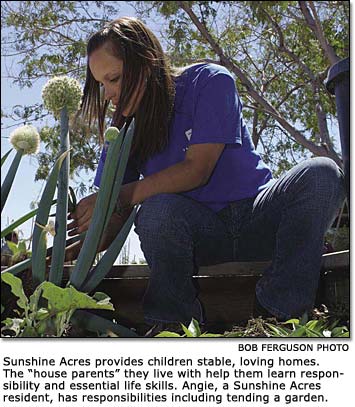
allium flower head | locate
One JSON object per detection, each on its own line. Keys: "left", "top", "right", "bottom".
{"left": 10, "top": 125, "right": 40, "bottom": 154}
{"left": 42, "top": 76, "right": 83, "bottom": 118}
{"left": 104, "top": 126, "right": 120, "bottom": 142}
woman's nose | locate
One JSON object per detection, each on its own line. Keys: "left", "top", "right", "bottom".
{"left": 104, "top": 87, "right": 115, "bottom": 101}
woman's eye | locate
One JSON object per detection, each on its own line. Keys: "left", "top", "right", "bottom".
{"left": 110, "top": 76, "right": 120, "bottom": 83}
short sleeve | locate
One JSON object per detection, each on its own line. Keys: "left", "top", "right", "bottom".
{"left": 190, "top": 70, "right": 242, "bottom": 146}
{"left": 93, "top": 141, "right": 140, "bottom": 188}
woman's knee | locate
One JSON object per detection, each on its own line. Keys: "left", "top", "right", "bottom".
{"left": 301, "top": 157, "right": 344, "bottom": 200}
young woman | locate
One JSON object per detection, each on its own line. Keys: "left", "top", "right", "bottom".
{"left": 67, "top": 17, "right": 344, "bottom": 334}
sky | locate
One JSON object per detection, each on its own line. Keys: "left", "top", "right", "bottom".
{"left": 1, "top": 2, "right": 146, "bottom": 263}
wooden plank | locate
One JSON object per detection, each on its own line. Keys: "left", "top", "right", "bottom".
{"left": 1, "top": 250, "right": 349, "bottom": 278}
{"left": 322, "top": 250, "right": 349, "bottom": 270}
{"left": 1, "top": 250, "right": 349, "bottom": 333}
{"left": 61, "top": 250, "right": 348, "bottom": 279}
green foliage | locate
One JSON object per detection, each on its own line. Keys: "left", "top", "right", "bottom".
{"left": 70, "top": 120, "right": 135, "bottom": 290}
{"left": 36, "top": 122, "right": 99, "bottom": 181}
{"left": 3, "top": 239, "right": 31, "bottom": 266}
{"left": 31, "top": 149, "right": 70, "bottom": 285}
{"left": 71, "top": 310, "right": 139, "bottom": 338}
{"left": 265, "top": 313, "right": 349, "bottom": 338}
{"left": 49, "top": 106, "right": 70, "bottom": 286}
{"left": 1, "top": 199, "right": 56, "bottom": 239}
{"left": 1, "top": 149, "right": 13, "bottom": 167}
{"left": 155, "top": 314, "right": 349, "bottom": 338}
{"left": 1, "top": 150, "right": 23, "bottom": 212}
{"left": 2, "top": 85, "right": 137, "bottom": 338}
{"left": 155, "top": 318, "right": 222, "bottom": 338}
{"left": 1, "top": 272, "right": 114, "bottom": 337}
{"left": 136, "top": 1, "right": 348, "bottom": 173}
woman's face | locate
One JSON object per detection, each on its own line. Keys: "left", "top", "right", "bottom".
{"left": 89, "top": 46, "right": 145, "bottom": 117}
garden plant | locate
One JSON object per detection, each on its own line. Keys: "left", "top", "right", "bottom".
{"left": 1, "top": 75, "right": 138, "bottom": 337}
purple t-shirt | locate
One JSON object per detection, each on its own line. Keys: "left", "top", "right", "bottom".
{"left": 94, "top": 63, "right": 274, "bottom": 212}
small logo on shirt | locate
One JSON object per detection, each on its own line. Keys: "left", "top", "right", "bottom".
{"left": 185, "top": 129, "right": 192, "bottom": 141}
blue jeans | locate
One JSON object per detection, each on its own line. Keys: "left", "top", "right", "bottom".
{"left": 134, "top": 157, "right": 345, "bottom": 324}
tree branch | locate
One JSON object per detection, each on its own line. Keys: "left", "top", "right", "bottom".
{"left": 177, "top": 1, "right": 341, "bottom": 166}
{"left": 299, "top": 1, "right": 340, "bottom": 64}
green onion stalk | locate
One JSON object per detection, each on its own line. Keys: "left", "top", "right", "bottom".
{"left": 49, "top": 107, "right": 70, "bottom": 286}
{"left": 70, "top": 119, "right": 135, "bottom": 290}
{"left": 31, "top": 150, "right": 70, "bottom": 286}
{"left": 41, "top": 76, "right": 82, "bottom": 286}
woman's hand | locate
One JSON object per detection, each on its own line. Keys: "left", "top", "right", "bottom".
{"left": 67, "top": 192, "right": 98, "bottom": 236}
{"left": 61, "top": 211, "right": 130, "bottom": 263}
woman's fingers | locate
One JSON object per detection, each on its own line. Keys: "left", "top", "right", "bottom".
{"left": 67, "top": 192, "right": 98, "bottom": 235}
{"left": 67, "top": 219, "right": 77, "bottom": 231}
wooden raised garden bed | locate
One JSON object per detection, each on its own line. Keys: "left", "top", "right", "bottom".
{"left": 1, "top": 250, "right": 349, "bottom": 334}
{"left": 70, "top": 250, "right": 350, "bottom": 332}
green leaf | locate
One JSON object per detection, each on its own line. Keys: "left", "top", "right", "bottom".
{"left": 284, "top": 318, "right": 300, "bottom": 326}
{"left": 32, "top": 228, "right": 48, "bottom": 284}
{"left": 2, "top": 257, "right": 32, "bottom": 276}
{"left": 265, "top": 323, "right": 290, "bottom": 337}
{"left": 92, "top": 292, "right": 111, "bottom": 302}
{"left": 305, "top": 319, "right": 327, "bottom": 333}
{"left": 289, "top": 326, "right": 307, "bottom": 337}
{"left": 68, "top": 186, "right": 76, "bottom": 212}
{"left": 1, "top": 199, "right": 56, "bottom": 239}
{"left": 1, "top": 149, "right": 23, "bottom": 212}
{"left": 82, "top": 207, "right": 137, "bottom": 292}
{"left": 18, "top": 241, "right": 27, "bottom": 253}
{"left": 199, "top": 333, "right": 223, "bottom": 337}
{"left": 49, "top": 106, "right": 70, "bottom": 286}
{"left": 331, "top": 326, "right": 349, "bottom": 337}
{"left": 71, "top": 310, "right": 139, "bottom": 338}
{"left": 299, "top": 312, "right": 309, "bottom": 326}
{"left": 305, "top": 327, "right": 323, "bottom": 337}
{"left": 188, "top": 318, "right": 201, "bottom": 337}
{"left": 1, "top": 272, "right": 28, "bottom": 310}
{"left": 327, "top": 319, "right": 340, "bottom": 331}
{"left": 70, "top": 125, "right": 125, "bottom": 288}
{"left": 21, "top": 326, "right": 39, "bottom": 337}
{"left": 40, "top": 282, "right": 114, "bottom": 313}
{"left": 35, "top": 308, "right": 50, "bottom": 320}
{"left": 29, "top": 284, "right": 44, "bottom": 313}
{"left": 71, "top": 119, "right": 135, "bottom": 290}
{"left": 103, "top": 120, "right": 135, "bottom": 232}
{"left": 32, "top": 149, "right": 70, "bottom": 286}
{"left": 181, "top": 323, "right": 194, "bottom": 337}
{"left": 1, "top": 149, "right": 13, "bottom": 167}
{"left": 6, "top": 241, "right": 19, "bottom": 255}
{"left": 155, "top": 331, "right": 182, "bottom": 337}
{"left": 223, "top": 331, "right": 245, "bottom": 337}
{"left": 336, "top": 331, "right": 350, "bottom": 338}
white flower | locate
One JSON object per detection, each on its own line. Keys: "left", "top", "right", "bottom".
{"left": 9, "top": 125, "right": 40, "bottom": 154}
{"left": 42, "top": 76, "right": 83, "bottom": 118}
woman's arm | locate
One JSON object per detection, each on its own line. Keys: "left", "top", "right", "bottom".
{"left": 68, "top": 142, "right": 224, "bottom": 237}
{"left": 119, "top": 142, "right": 225, "bottom": 208}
